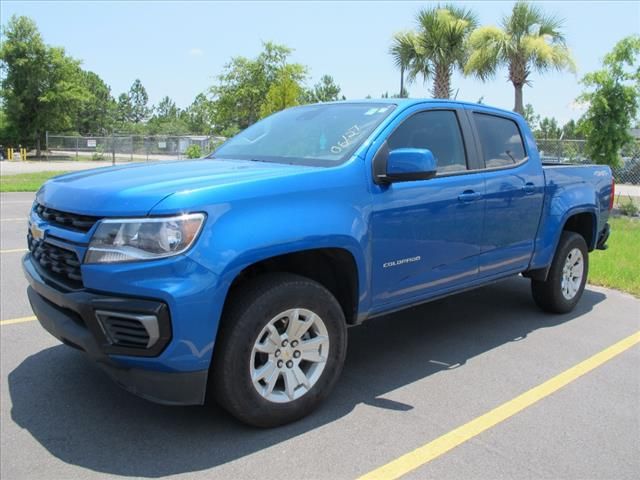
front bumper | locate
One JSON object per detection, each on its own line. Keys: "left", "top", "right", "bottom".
{"left": 23, "top": 254, "right": 208, "bottom": 405}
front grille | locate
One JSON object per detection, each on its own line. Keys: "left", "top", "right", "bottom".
{"left": 95, "top": 311, "right": 157, "bottom": 349}
{"left": 28, "top": 233, "right": 83, "bottom": 288}
{"left": 34, "top": 203, "right": 100, "bottom": 232}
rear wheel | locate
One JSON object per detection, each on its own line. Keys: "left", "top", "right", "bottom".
{"left": 531, "top": 231, "right": 589, "bottom": 313}
{"left": 211, "top": 273, "right": 347, "bottom": 427}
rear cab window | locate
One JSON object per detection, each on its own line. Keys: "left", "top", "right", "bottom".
{"left": 473, "top": 113, "right": 527, "bottom": 168}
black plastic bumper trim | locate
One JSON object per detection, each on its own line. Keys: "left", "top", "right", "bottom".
{"left": 23, "top": 254, "right": 172, "bottom": 357}
{"left": 23, "top": 254, "right": 208, "bottom": 406}
{"left": 596, "top": 222, "right": 610, "bottom": 250}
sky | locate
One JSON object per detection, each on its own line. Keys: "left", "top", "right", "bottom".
{"left": 1, "top": 0, "right": 639, "bottom": 124}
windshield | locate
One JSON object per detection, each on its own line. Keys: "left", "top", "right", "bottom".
{"left": 211, "top": 103, "right": 396, "bottom": 166}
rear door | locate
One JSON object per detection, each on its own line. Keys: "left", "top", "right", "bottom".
{"left": 468, "top": 110, "right": 545, "bottom": 276}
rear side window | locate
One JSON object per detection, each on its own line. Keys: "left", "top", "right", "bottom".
{"left": 387, "top": 110, "right": 467, "bottom": 173}
{"left": 473, "top": 113, "right": 526, "bottom": 168}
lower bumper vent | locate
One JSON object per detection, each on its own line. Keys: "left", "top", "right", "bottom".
{"left": 95, "top": 310, "right": 160, "bottom": 349}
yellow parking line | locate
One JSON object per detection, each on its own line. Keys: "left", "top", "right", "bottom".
{"left": 0, "top": 316, "right": 37, "bottom": 326}
{"left": 0, "top": 248, "right": 28, "bottom": 254}
{"left": 357, "top": 331, "right": 640, "bottom": 480}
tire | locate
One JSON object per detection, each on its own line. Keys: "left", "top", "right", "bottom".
{"left": 210, "top": 273, "right": 347, "bottom": 427}
{"left": 531, "top": 231, "right": 589, "bottom": 313}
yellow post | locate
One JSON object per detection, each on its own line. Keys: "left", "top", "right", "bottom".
{"left": 7, "top": 148, "right": 13, "bottom": 160}
{"left": 21, "top": 148, "right": 27, "bottom": 160}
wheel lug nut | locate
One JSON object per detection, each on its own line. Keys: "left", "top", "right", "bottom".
{"left": 286, "top": 360, "right": 293, "bottom": 368}
{"left": 275, "top": 349, "right": 281, "bottom": 357}
{"left": 281, "top": 340, "right": 288, "bottom": 347}
{"left": 293, "top": 350, "right": 301, "bottom": 358}
{"left": 291, "top": 340, "right": 298, "bottom": 347}
{"left": 277, "top": 360, "right": 284, "bottom": 368}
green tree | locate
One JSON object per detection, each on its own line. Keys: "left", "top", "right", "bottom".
{"left": 306, "top": 74, "right": 342, "bottom": 103}
{"left": 537, "top": 117, "right": 561, "bottom": 139}
{"left": 522, "top": 103, "right": 540, "bottom": 130}
{"left": 129, "top": 79, "right": 151, "bottom": 123}
{"left": 147, "top": 96, "right": 189, "bottom": 134}
{"left": 465, "top": 1, "right": 575, "bottom": 114}
{"left": 0, "top": 16, "right": 90, "bottom": 154}
{"left": 115, "top": 92, "right": 133, "bottom": 126}
{"left": 259, "top": 63, "right": 307, "bottom": 117}
{"left": 76, "top": 71, "right": 115, "bottom": 134}
{"left": 410, "top": 4, "right": 478, "bottom": 98}
{"left": 561, "top": 119, "right": 583, "bottom": 140}
{"left": 154, "top": 96, "right": 178, "bottom": 120}
{"left": 182, "top": 93, "right": 215, "bottom": 134}
{"left": 578, "top": 36, "right": 640, "bottom": 166}
{"left": 389, "top": 31, "right": 418, "bottom": 98}
{"left": 210, "top": 42, "right": 305, "bottom": 132}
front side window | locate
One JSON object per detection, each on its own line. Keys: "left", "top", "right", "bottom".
{"left": 473, "top": 113, "right": 527, "bottom": 168}
{"left": 211, "top": 103, "right": 396, "bottom": 166}
{"left": 387, "top": 110, "right": 467, "bottom": 174}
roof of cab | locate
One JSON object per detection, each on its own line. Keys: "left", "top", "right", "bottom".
{"left": 323, "top": 98, "right": 519, "bottom": 118}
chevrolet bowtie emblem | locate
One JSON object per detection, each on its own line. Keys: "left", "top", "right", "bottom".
{"left": 30, "top": 222, "right": 45, "bottom": 241}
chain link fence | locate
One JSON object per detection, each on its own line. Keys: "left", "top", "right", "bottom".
{"left": 45, "top": 133, "right": 225, "bottom": 163}
{"left": 534, "top": 139, "right": 640, "bottom": 185}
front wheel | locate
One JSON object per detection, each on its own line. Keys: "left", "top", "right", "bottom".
{"left": 531, "top": 231, "right": 589, "bottom": 313}
{"left": 210, "top": 273, "right": 347, "bottom": 427}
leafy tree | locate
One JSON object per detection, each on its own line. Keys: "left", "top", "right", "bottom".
{"left": 578, "top": 35, "right": 640, "bottom": 166}
{"left": 536, "top": 117, "right": 561, "bottom": 139}
{"left": 116, "top": 92, "right": 133, "bottom": 126}
{"left": 561, "top": 119, "right": 583, "bottom": 139}
{"left": 410, "top": 4, "right": 478, "bottom": 98}
{"left": 260, "top": 64, "right": 307, "bottom": 117}
{"left": 210, "top": 42, "right": 306, "bottom": 132}
{"left": 147, "top": 96, "right": 189, "bottom": 134}
{"left": 182, "top": 93, "right": 215, "bottom": 134}
{"left": 0, "top": 108, "right": 13, "bottom": 143}
{"left": 465, "top": 1, "right": 575, "bottom": 114}
{"left": 522, "top": 103, "right": 540, "bottom": 130}
{"left": 389, "top": 31, "right": 418, "bottom": 98}
{"left": 129, "top": 79, "right": 151, "bottom": 123}
{"left": 75, "top": 71, "right": 115, "bottom": 134}
{"left": 0, "top": 16, "right": 91, "bottom": 154}
{"left": 154, "top": 96, "right": 178, "bottom": 120}
{"left": 308, "top": 74, "right": 342, "bottom": 103}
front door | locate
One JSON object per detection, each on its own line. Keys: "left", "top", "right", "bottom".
{"left": 369, "top": 108, "right": 486, "bottom": 310}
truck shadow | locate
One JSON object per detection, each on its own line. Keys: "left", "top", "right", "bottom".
{"left": 8, "top": 277, "right": 606, "bottom": 477}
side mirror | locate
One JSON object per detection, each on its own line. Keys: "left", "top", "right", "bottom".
{"left": 373, "top": 145, "right": 437, "bottom": 184}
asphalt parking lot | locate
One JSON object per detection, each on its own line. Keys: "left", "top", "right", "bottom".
{"left": 1, "top": 191, "right": 639, "bottom": 480}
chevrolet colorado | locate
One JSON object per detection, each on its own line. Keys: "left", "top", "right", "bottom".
{"left": 24, "top": 100, "right": 613, "bottom": 426}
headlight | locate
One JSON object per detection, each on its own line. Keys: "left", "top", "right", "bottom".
{"left": 85, "top": 213, "right": 205, "bottom": 264}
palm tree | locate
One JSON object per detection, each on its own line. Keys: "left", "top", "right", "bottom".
{"left": 464, "top": 1, "right": 575, "bottom": 114}
{"left": 413, "top": 4, "right": 478, "bottom": 99}
{"left": 389, "top": 31, "right": 417, "bottom": 98}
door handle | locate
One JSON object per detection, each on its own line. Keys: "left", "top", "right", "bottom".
{"left": 522, "top": 182, "right": 536, "bottom": 194}
{"left": 458, "top": 190, "right": 481, "bottom": 202}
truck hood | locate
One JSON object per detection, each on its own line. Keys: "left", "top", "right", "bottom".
{"left": 36, "top": 159, "right": 319, "bottom": 216}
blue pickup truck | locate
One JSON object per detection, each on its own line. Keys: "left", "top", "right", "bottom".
{"left": 24, "top": 99, "right": 613, "bottom": 426}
